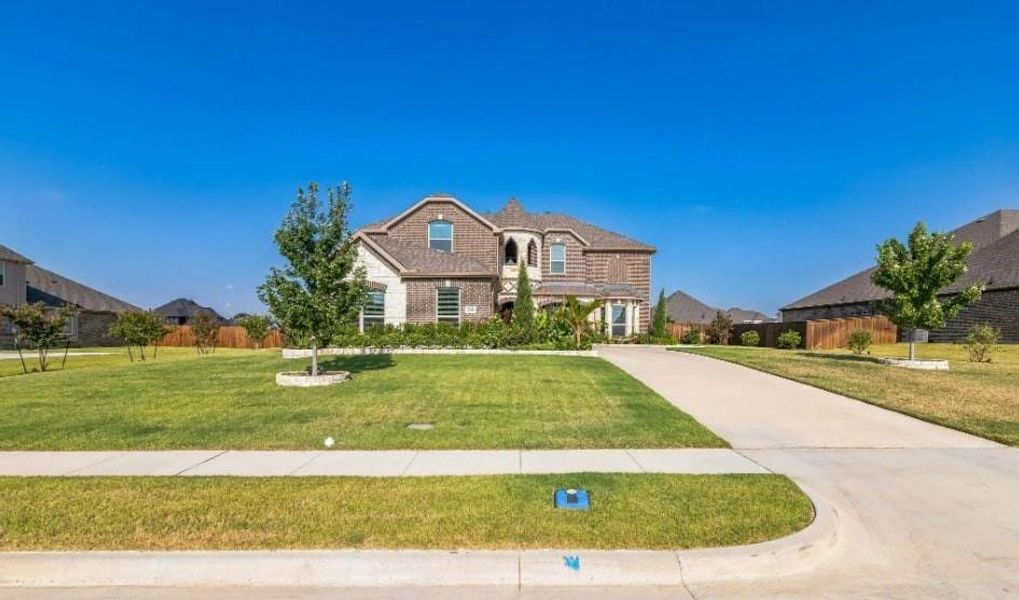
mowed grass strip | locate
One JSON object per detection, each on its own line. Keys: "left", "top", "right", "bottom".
{"left": 677, "top": 343, "right": 1019, "bottom": 445}
{"left": 0, "top": 474, "right": 811, "bottom": 550}
{"left": 0, "top": 349, "right": 724, "bottom": 449}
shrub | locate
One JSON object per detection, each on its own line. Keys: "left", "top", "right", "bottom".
{"left": 965, "top": 324, "right": 1000, "bottom": 363}
{"left": 190, "top": 312, "right": 221, "bottom": 355}
{"left": 109, "top": 310, "right": 172, "bottom": 362}
{"left": 847, "top": 329, "right": 873, "bottom": 354}
{"left": 707, "top": 311, "right": 733, "bottom": 345}
{"left": 740, "top": 330, "right": 760, "bottom": 347}
{"left": 679, "top": 329, "right": 702, "bottom": 344}
{"left": 776, "top": 330, "right": 802, "bottom": 350}
{"left": 236, "top": 314, "right": 273, "bottom": 349}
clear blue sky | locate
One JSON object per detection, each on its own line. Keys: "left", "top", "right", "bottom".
{"left": 3, "top": 2, "right": 1018, "bottom": 317}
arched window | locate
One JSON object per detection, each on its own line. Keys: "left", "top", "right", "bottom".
{"left": 504, "top": 239, "right": 518, "bottom": 265}
{"left": 428, "top": 220, "right": 453, "bottom": 252}
{"left": 527, "top": 240, "right": 538, "bottom": 267}
{"left": 549, "top": 243, "right": 566, "bottom": 274}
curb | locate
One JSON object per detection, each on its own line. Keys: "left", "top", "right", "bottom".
{"left": 0, "top": 485, "right": 838, "bottom": 588}
{"left": 280, "top": 347, "right": 598, "bottom": 358}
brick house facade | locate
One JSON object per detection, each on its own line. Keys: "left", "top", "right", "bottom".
{"left": 354, "top": 195, "right": 656, "bottom": 336}
{"left": 780, "top": 210, "right": 1019, "bottom": 343}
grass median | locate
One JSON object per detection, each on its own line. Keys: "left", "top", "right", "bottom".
{"left": 0, "top": 474, "right": 812, "bottom": 550}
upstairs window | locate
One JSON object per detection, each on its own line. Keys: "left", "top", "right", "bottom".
{"left": 436, "top": 287, "right": 461, "bottom": 326}
{"left": 361, "top": 290, "right": 385, "bottom": 331}
{"left": 0, "top": 262, "right": 5, "bottom": 287}
{"left": 504, "top": 239, "right": 518, "bottom": 265}
{"left": 527, "top": 240, "right": 538, "bottom": 267}
{"left": 428, "top": 220, "right": 453, "bottom": 252}
{"left": 549, "top": 243, "right": 566, "bottom": 274}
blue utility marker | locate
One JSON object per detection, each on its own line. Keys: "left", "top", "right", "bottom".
{"left": 554, "top": 488, "right": 590, "bottom": 510}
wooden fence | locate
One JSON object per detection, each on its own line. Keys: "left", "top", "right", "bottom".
{"left": 159, "top": 325, "right": 284, "bottom": 349}
{"left": 669, "top": 315, "right": 896, "bottom": 350}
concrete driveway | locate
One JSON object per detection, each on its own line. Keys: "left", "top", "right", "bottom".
{"left": 600, "top": 345, "right": 1019, "bottom": 598}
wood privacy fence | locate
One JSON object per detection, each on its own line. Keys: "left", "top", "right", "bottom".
{"left": 669, "top": 315, "right": 897, "bottom": 350}
{"left": 159, "top": 325, "right": 284, "bottom": 349}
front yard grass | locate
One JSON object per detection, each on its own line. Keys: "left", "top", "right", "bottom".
{"left": 0, "top": 349, "right": 724, "bottom": 449}
{"left": 0, "top": 474, "right": 811, "bottom": 550}
{"left": 676, "top": 343, "right": 1019, "bottom": 445}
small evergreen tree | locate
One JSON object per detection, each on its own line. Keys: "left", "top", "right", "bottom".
{"left": 707, "top": 311, "right": 734, "bottom": 345}
{"left": 258, "top": 182, "right": 369, "bottom": 376}
{"left": 651, "top": 289, "right": 669, "bottom": 339}
{"left": 872, "top": 222, "right": 983, "bottom": 360}
{"left": 236, "top": 314, "right": 273, "bottom": 349}
{"left": 0, "top": 302, "right": 75, "bottom": 373}
{"left": 511, "top": 264, "right": 536, "bottom": 342}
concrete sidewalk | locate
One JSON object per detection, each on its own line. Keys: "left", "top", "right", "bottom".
{"left": 0, "top": 448, "right": 767, "bottom": 476}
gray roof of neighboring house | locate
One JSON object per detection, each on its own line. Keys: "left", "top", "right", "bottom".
{"left": 365, "top": 235, "right": 493, "bottom": 276}
{"left": 154, "top": 298, "right": 226, "bottom": 321}
{"left": 782, "top": 209, "right": 1019, "bottom": 311}
{"left": 26, "top": 265, "right": 140, "bottom": 313}
{"left": 0, "top": 244, "right": 33, "bottom": 264}
{"left": 357, "top": 197, "right": 655, "bottom": 252}
{"left": 664, "top": 289, "right": 773, "bottom": 324}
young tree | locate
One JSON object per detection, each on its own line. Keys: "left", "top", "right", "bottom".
{"left": 651, "top": 289, "right": 669, "bottom": 338}
{"left": 0, "top": 302, "right": 75, "bottom": 373}
{"left": 707, "top": 311, "right": 734, "bottom": 345}
{"left": 236, "top": 314, "right": 273, "bottom": 349}
{"left": 258, "top": 182, "right": 369, "bottom": 376}
{"left": 872, "top": 222, "right": 983, "bottom": 360}
{"left": 191, "top": 311, "right": 220, "bottom": 355}
{"left": 561, "top": 296, "right": 605, "bottom": 348}
{"left": 109, "top": 310, "right": 172, "bottom": 362}
{"left": 511, "top": 263, "right": 536, "bottom": 343}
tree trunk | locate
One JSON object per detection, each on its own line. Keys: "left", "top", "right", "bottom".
{"left": 38, "top": 348, "right": 48, "bottom": 372}
{"left": 311, "top": 342, "right": 319, "bottom": 376}
{"left": 909, "top": 340, "right": 916, "bottom": 361}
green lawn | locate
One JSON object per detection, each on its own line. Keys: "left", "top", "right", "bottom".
{"left": 676, "top": 343, "right": 1019, "bottom": 445}
{"left": 0, "top": 348, "right": 724, "bottom": 449}
{"left": 0, "top": 474, "right": 811, "bottom": 550}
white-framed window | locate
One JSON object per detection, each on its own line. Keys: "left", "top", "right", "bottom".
{"left": 428, "top": 220, "right": 453, "bottom": 252}
{"left": 611, "top": 304, "right": 627, "bottom": 338}
{"left": 0, "top": 261, "right": 5, "bottom": 287}
{"left": 62, "top": 314, "right": 78, "bottom": 341}
{"left": 549, "top": 243, "right": 566, "bottom": 274}
{"left": 436, "top": 287, "right": 461, "bottom": 326}
{"left": 360, "top": 290, "right": 385, "bottom": 331}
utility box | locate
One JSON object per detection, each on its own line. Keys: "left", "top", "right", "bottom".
{"left": 554, "top": 488, "right": 590, "bottom": 510}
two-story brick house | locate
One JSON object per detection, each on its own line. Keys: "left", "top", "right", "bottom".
{"left": 353, "top": 195, "right": 655, "bottom": 337}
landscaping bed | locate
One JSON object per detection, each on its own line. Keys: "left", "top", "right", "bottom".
{"left": 676, "top": 343, "right": 1019, "bottom": 445}
{"left": 0, "top": 350, "right": 724, "bottom": 450}
{"left": 0, "top": 474, "right": 812, "bottom": 550}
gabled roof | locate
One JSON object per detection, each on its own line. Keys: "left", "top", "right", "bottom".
{"left": 664, "top": 289, "right": 773, "bottom": 324}
{"left": 782, "top": 209, "right": 1019, "bottom": 311}
{"left": 0, "top": 244, "right": 33, "bottom": 264}
{"left": 358, "top": 233, "right": 493, "bottom": 277}
{"left": 154, "top": 298, "right": 225, "bottom": 321}
{"left": 360, "top": 194, "right": 499, "bottom": 233}
{"left": 26, "top": 265, "right": 139, "bottom": 313}
{"left": 482, "top": 198, "right": 655, "bottom": 251}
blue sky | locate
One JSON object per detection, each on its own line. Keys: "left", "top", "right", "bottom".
{"left": 2, "top": 1, "right": 1018, "bottom": 317}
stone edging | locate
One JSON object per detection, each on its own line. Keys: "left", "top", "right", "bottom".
{"left": 881, "top": 358, "right": 950, "bottom": 371}
{"left": 0, "top": 484, "right": 838, "bottom": 588}
{"left": 275, "top": 371, "right": 351, "bottom": 387}
{"left": 282, "top": 347, "right": 598, "bottom": 358}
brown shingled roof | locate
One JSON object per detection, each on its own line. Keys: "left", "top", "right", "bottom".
{"left": 364, "top": 234, "right": 493, "bottom": 277}
{"left": 782, "top": 210, "right": 1019, "bottom": 311}
{"left": 0, "top": 244, "right": 33, "bottom": 264}
{"left": 26, "top": 265, "right": 139, "bottom": 313}
{"left": 665, "top": 289, "right": 773, "bottom": 324}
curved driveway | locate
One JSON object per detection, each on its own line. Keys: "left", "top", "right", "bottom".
{"left": 600, "top": 345, "right": 1019, "bottom": 598}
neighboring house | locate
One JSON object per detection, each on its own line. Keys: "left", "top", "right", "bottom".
{"left": 781, "top": 209, "right": 1019, "bottom": 342}
{"left": 663, "top": 289, "right": 773, "bottom": 324}
{"left": 353, "top": 195, "right": 655, "bottom": 337}
{"left": 0, "top": 243, "right": 139, "bottom": 348}
{"left": 154, "top": 298, "right": 226, "bottom": 326}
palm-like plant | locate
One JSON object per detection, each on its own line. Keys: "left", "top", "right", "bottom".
{"left": 561, "top": 295, "right": 605, "bottom": 348}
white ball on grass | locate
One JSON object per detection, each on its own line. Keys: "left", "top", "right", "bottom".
{"left": 324, "top": 436, "right": 335, "bottom": 448}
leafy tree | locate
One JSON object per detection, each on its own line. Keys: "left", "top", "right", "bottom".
{"left": 651, "top": 289, "right": 669, "bottom": 339}
{"left": 872, "top": 222, "right": 983, "bottom": 360}
{"left": 707, "top": 311, "right": 734, "bottom": 345}
{"left": 191, "top": 311, "right": 220, "bottom": 355}
{"left": 511, "top": 264, "right": 536, "bottom": 343}
{"left": 236, "top": 314, "right": 273, "bottom": 349}
{"left": 109, "top": 310, "right": 172, "bottom": 362}
{"left": 258, "top": 182, "right": 369, "bottom": 376}
{"left": 965, "top": 324, "right": 1000, "bottom": 363}
{"left": 561, "top": 296, "right": 605, "bottom": 348}
{"left": 0, "top": 302, "right": 75, "bottom": 373}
